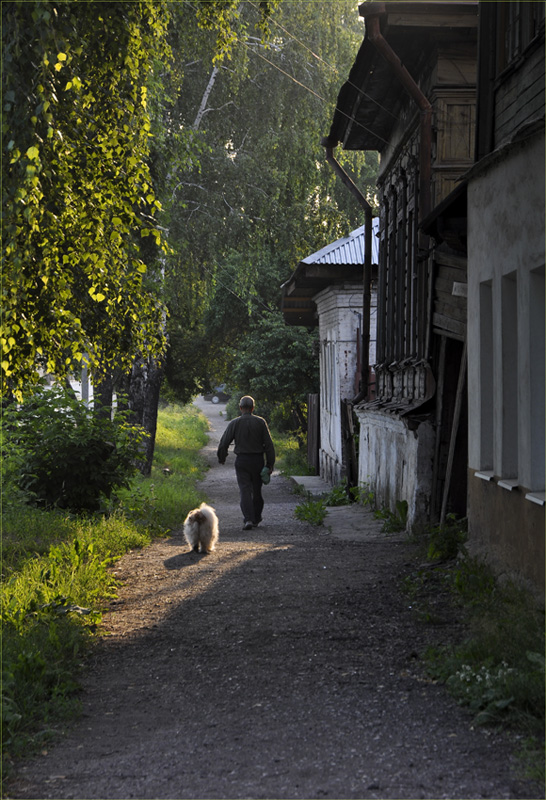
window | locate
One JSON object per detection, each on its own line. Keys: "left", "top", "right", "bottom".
{"left": 497, "top": 1, "right": 545, "bottom": 73}
{"left": 529, "top": 267, "right": 545, "bottom": 490}
{"left": 479, "top": 281, "right": 493, "bottom": 470}
{"left": 500, "top": 273, "right": 518, "bottom": 478}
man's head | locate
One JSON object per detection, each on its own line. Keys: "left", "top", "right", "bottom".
{"left": 239, "top": 395, "right": 254, "bottom": 413}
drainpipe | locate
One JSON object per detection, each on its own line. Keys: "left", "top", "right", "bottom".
{"left": 321, "top": 140, "right": 373, "bottom": 403}
{"left": 364, "top": 4, "right": 432, "bottom": 224}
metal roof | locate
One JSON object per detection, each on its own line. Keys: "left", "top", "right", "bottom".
{"left": 281, "top": 219, "right": 380, "bottom": 327}
{"left": 301, "top": 219, "right": 379, "bottom": 267}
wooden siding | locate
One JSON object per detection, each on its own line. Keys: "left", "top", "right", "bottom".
{"left": 495, "top": 43, "right": 545, "bottom": 145}
{"left": 307, "top": 393, "right": 320, "bottom": 475}
{"left": 433, "top": 89, "right": 476, "bottom": 206}
{"left": 432, "top": 251, "right": 467, "bottom": 340}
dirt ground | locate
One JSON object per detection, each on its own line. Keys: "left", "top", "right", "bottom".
{"left": 7, "top": 398, "right": 542, "bottom": 800}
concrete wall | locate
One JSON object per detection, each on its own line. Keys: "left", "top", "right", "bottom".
{"left": 468, "top": 469, "right": 545, "bottom": 592}
{"left": 315, "top": 284, "right": 363, "bottom": 485}
{"left": 467, "top": 130, "right": 545, "bottom": 592}
{"left": 355, "top": 408, "right": 435, "bottom": 529}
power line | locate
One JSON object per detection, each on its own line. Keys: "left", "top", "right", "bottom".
{"left": 180, "top": 0, "right": 391, "bottom": 145}
{"left": 245, "top": 0, "right": 399, "bottom": 121}
{"left": 238, "top": 36, "right": 391, "bottom": 146}
{"left": 201, "top": 262, "right": 276, "bottom": 320}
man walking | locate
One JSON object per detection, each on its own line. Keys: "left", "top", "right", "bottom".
{"left": 217, "top": 396, "right": 275, "bottom": 530}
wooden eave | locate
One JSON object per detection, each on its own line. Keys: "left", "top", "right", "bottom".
{"left": 421, "top": 179, "right": 468, "bottom": 253}
{"left": 327, "top": 2, "right": 478, "bottom": 153}
{"left": 281, "top": 263, "right": 364, "bottom": 328}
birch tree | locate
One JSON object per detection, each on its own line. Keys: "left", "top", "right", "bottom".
{"left": 162, "top": 0, "right": 378, "bottom": 402}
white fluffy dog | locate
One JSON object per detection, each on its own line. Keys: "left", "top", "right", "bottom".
{"left": 183, "top": 503, "right": 219, "bottom": 554}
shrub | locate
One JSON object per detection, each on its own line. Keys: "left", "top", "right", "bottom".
{"left": 294, "top": 498, "right": 327, "bottom": 525}
{"left": 426, "top": 514, "right": 468, "bottom": 561}
{"left": 374, "top": 499, "right": 408, "bottom": 532}
{"left": 2, "top": 385, "right": 147, "bottom": 513}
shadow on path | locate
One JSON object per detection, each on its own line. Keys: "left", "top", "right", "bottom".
{"left": 7, "top": 398, "right": 540, "bottom": 800}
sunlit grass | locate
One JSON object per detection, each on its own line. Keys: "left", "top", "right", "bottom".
{"left": 271, "top": 430, "right": 315, "bottom": 476}
{"left": 1, "top": 401, "right": 210, "bottom": 770}
{"left": 114, "top": 403, "right": 209, "bottom": 532}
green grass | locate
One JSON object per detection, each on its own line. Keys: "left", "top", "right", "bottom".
{"left": 1, "top": 402, "right": 210, "bottom": 771}
{"left": 113, "top": 402, "right": 209, "bottom": 532}
{"left": 294, "top": 497, "right": 328, "bottom": 525}
{"left": 405, "top": 518, "right": 545, "bottom": 787}
{"left": 271, "top": 430, "right": 315, "bottom": 476}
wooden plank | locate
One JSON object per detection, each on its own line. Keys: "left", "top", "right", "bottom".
{"left": 433, "top": 312, "right": 466, "bottom": 337}
{"left": 387, "top": 11, "right": 478, "bottom": 29}
{"left": 435, "top": 276, "right": 469, "bottom": 297}
{"left": 307, "top": 393, "right": 319, "bottom": 474}
{"left": 433, "top": 326, "right": 464, "bottom": 342}
{"left": 437, "top": 265, "right": 467, "bottom": 283}
{"left": 434, "top": 289, "right": 467, "bottom": 310}
{"left": 434, "top": 251, "right": 468, "bottom": 270}
{"left": 283, "top": 291, "right": 315, "bottom": 301}
{"left": 434, "top": 298, "right": 467, "bottom": 321}
{"left": 435, "top": 276, "right": 458, "bottom": 294}
{"left": 431, "top": 334, "right": 447, "bottom": 521}
{"left": 495, "top": 48, "right": 545, "bottom": 141}
{"left": 440, "top": 340, "right": 467, "bottom": 524}
{"left": 303, "top": 265, "right": 362, "bottom": 281}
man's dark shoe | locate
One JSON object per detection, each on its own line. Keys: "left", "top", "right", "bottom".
{"left": 243, "top": 521, "right": 253, "bottom": 530}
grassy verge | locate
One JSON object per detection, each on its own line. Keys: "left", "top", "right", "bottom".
{"left": 271, "top": 430, "right": 315, "bottom": 477}
{"left": 1, "top": 402, "right": 209, "bottom": 771}
{"left": 404, "top": 519, "right": 545, "bottom": 786}
{"left": 113, "top": 402, "right": 209, "bottom": 532}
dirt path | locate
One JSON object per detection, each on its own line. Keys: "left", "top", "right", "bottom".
{"left": 8, "top": 398, "right": 540, "bottom": 799}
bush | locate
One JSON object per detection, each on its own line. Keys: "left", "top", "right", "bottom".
{"left": 294, "top": 497, "right": 327, "bottom": 525}
{"left": 271, "top": 430, "right": 314, "bottom": 476}
{"left": 2, "top": 385, "right": 147, "bottom": 513}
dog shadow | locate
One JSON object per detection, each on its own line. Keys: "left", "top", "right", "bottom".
{"left": 164, "top": 550, "right": 211, "bottom": 570}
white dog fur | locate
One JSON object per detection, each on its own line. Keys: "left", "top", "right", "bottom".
{"left": 183, "top": 503, "right": 219, "bottom": 554}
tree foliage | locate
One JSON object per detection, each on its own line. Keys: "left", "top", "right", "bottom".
{"left": 2, "top": 0, "right": 377, "bottom": 436}
{"left": 2, "top": 1, "right": 171, "bottom": 399}
{"left": 228, "top": 310, "right": 320, "bottom": 428}
{"left": 160, "top": 1, "right": 378, "bottom": 405}
{"left": 2, "top": 0, "right": 280, "bottom": 400}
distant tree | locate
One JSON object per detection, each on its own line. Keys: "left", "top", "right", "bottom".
{"left": 228, "top": 310, "right": 319, "bottom": 429}
{"left": 161, "top": 0, "right": 378, "bottom": 400}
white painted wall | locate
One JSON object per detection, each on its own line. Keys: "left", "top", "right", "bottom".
{"left": 355, "top": 408, "right": 435, "bottom": 527}
{"left": 315, "top": 283, "right": 363, "bottom": 485}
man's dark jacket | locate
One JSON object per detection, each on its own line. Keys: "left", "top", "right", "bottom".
{"left": 217, "top": 413, "right": 275, "bottom": 469}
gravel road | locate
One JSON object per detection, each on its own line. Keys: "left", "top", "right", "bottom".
{"left": 7, "top": 397, "right": 540, "bottom": 800}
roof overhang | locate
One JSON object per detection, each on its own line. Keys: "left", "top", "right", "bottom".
{"left": 421, "top": 179, "right": 468, "bottom": 252}
{"left": 281, "top": 264, "right": 365, "bottom": 327}
{"left": 326, "top": 1, "right": 478, "bottom": 153}
{"left": 281, "top": 222, "right": 379, "bottom": 327}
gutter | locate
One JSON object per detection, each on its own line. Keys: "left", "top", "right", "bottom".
{"left": 320, "top": 141, "right": 373, "bottom": 404}
{"left": 364, "top": 3, "right": 433, "bottom": 224}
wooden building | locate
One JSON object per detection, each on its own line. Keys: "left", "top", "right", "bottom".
{"left": 325, "top": 1, "right": 478, "bottom": 526}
